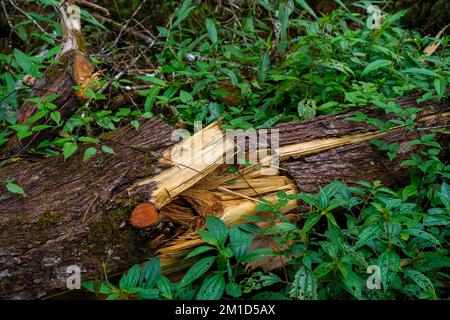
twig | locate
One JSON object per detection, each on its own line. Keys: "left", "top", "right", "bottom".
{"left": 1, "top": 0, "right": 14, "bottom": 31}
{"left": 8, "top": 0, "right": 59, "bottom": 43}
{"left": 217, "top": 187, "right": 264, "bottom": 204}
{"left": 93, "top": 13, "right": 155, "bottom": 46}
{"left": 75, "top": 0, "right": 109, "bottom": 16}
{"left": 111, "top": 0, "right": 152, "bottom": 48}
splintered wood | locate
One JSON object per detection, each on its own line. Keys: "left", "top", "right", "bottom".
{"left": 135, "top": 112, "right": 450, "bottom": 273}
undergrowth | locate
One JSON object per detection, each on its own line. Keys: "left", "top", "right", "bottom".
{"left": 0, "top": 0, "right": 449, "bottom": 299}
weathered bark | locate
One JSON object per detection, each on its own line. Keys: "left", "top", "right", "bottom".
{"left": 276, "top": 95, "right": 450, "bottom": 193}
{"left": 0, "top": 118, "right": 174, "bottom": 299}
{"left": 0, "top": 95, "right": 448, "bottom": 299}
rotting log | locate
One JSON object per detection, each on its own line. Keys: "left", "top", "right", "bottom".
{"left": 0, "top": 96, "right": 449, "bottom": 299}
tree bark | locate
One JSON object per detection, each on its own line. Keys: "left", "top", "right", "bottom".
{"left": 0, "top": 95, "right": 448, "bottom": 299}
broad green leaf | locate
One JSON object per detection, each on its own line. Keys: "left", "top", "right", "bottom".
{"left": 140, "top": 258, "right": 160, "bottom": 289}
{"left": 78, "top": 136, "right": 100, "bottom": 144}
{"left": 313, "top": 262, "right": 335, "bottom": 279}
{"left": 205, "top": 216, "right": 228, "bottom": 244}
{"left": 361, "top": 59, "right": 391, "bottom": 76}
{"left": 179, "top": 90, "right": 194, "bottom": 104}
{"left": 196, "top": 273, "right": 225, "bottom": 300}
{"left": 156, "top": 275, "right": 172, "bottom": 299}
{"left": 434, "top": 78, "right": 445, "bottom": 97}
{"left": 130, "top": 120, "right": 140, "bottom": 130}
{"left": 185, "top": 245, "right": 216, "bottom": 259}
{"left": 225, "top": 282, "right": 242, "bottom": 298}
{"left": 354, "top": 223, "right": 383, "bottom": 249}
{"left": 180, "top": 256, "right": 216, "bottom": 287}
{"left": 205, "top": 18, "right": 218, "bottom": 44}
{"left": 14, "top": 49, "right": 34, "bottom": 74}
{"left": 5, "top": 181, "right": 27, "bottom": 196}
{"left": 290, "top": 267, "right": 317, "bottom": 300}
{"left": 339, "top": 266, "right": 362, "bottom": 299}
{"left": 258, "top": 52, "right": 270, "bottom": 83}
{"left": 404, "top": 68, "right": 440, "bottom": 78}
{"left": 439, "top": 182, "right": 450, "bottom": 208}
{"left": 82, "top": 280, "right": 115, "bottom": 294}
{"left": 229, "top": 225, "right": 253, "bottom": 261}
{"left": 402, "top": 229, "right": 440, "bottom": 246}
{"left": 378, "top": 251, "right": 400, "bottom": 289}
{"left": 63, "top": 141, "right": 78, "bottom": 160}
{"left": 137, "top": 288, "right": 160, "bottom": 300}
{"left": 50, "top": 111, "right": 61, "bottom": 125}
{"left": 119, "top": 264, "right": 141, "bottom": 290}
{"left": 83, "top": 147, "right": 97, "bottom": 161}
{"left": 136, "top": 75, "right": 167, "bottom": 86}
{"left": 251, "top": 291, "right": 289, "bottom": 300}
{"left": 101, "top": 145, "right": 115, "bottom": 154}
{"left": 405, "top": 269, "right": 437, "bottom": 299}
{"left": 301, "top": 214, "right": 321, "bottom": 234}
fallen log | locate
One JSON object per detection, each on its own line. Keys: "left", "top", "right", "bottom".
{"left": 0, "top": 95, "right": 448, "bottom": 299}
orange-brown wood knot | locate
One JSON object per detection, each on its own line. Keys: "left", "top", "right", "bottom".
{"left": 129, "top": 203, "right": 159, "bottom": 229}
{"left": 72, "top": 51, "right": 103, "bottom": 99}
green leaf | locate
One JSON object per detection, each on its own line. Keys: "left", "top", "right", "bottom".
{"left": 402, "top": 229, "right": 440, "bottom": 246}
{"left": 258, "top": 52, "right": 270, "bottom": 83}
{"left": 172, "top": 0, "right": 193, "bottom": 28}
{"left": 378, "top": 251, "right": 400, "bottom": 289}
{"left": 251, "top": 291, "right": 289, "bottom": 300}
{"left": 290, "top": 267, "right": 317, "bottom": 300}
{"left": 294, "top": 0, "right": 317, "bottom": 19}
{"left": 78, "top": 136, "right": 100, "bottom": 144}
{"left": 5, "top": 181, "right": 27, "bottom": 196}
{"left": 130, "top": 120, "right": 140, "bottom": 130}
{"left": 83, "top": 147, "right": 97, "bottom": 161}
{"left": 137, "top": 288, "right": 160, "bottom": 300}
{"left": 82, "top": 280, "right": 115, "bottom": 294}
{"left": 180, "top": 256, "right": 216, "bottom": 287}
{"left": 156, "top": 275, "right": 172, "bottom": 299}
{"left": 205, "top": 19, "right": 218, "bottom": 44}
{"left": 439, "top": 182, "right": 450, "bottom": 208}
{"left": 434, "top": 78, "right": 445, "bottom": 97}
{"left": 196, "top": 273, "right": 225, "bottom": 300}
{"left": 361, "top": 59, "right": 391, "bottom": 76}
{"left": 404, "top": 68, "right": 440, "bottom": 78}
{"left": 205, "top": 216, "right": 228, "bottom": 244}
{"left": 50, "top": 111, "right": 61, "bottom": 125}
{"left": 63, "top": 141, "right": 78, "bottom": 160}
{"left": 229, "top": 225, "right": 253, "bottom": 261}
{"left": 225, "top": 282, "right": 242, "bottom": 298}
{"left": 139, "top": 258, "right": 160, "bottom": 289}
{"left": 185, "top": 245, "right": 216, "bottom": 259}
{"left": 339, "top": 266, "right": 362, "bottom": 299}
{"left": 14, "top": 48, "right": 35, "bottom": 74}
{"left": 354, "top": 223, "right": 383, "bottom": 249}
{"left": 179, "top": 90, "right": 194, "bottom": 104}
{"left": 101, "top": 145, "right": 115, "bottom": 154}
{"left": 313, "top": 262, "right": 335, "bottom": 279}
{"left": 405, "top": 269, "right": 437, "bottom": 299}
{"left": 301, "top": 214, "right": 321, "bottom": 234}
{"left": 197, "top": 230, "right": 219, "bottom": 246}
{"left": 119, "top": 264, "right": 141, "bottom": 290}
{"left": 136, "top": 75, "right": 167, "bottom": 86}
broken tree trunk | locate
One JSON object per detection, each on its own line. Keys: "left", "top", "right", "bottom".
{"left": 0, "top": 95, "right": 449, "bottom": 299}
{"left": 4, "top": 0, "right": 96, "bottom": 154}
